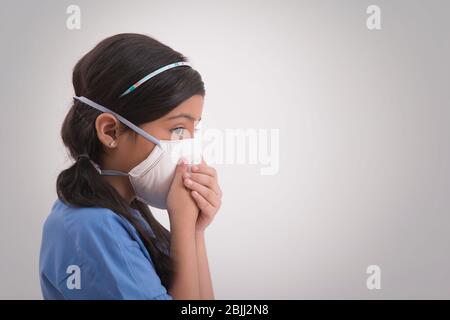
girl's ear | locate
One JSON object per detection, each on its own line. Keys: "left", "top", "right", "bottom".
{"left": 95, "top": 113, "right": 120, "bottom": 149}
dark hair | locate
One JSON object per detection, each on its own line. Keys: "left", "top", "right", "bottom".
{"left": 56, "top": 33, "right": 205, "bottom": 290}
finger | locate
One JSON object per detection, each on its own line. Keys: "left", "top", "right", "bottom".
{"left": 191, "top": 158, "right": 217, "bottom": 178}
{"left": 191, "top": 191, "right": 212, "bottom": 212}
{"left": 173, "top": 157, "right": 188, "bottom": 184}
{"left": 183, "top": 172, "right": 221, "bottom": 196}
{"left": 183, "top": 177, "right": 220, "bottom": 207}
{"left": 177, "top": 157, "right": 189, "bottom": 171}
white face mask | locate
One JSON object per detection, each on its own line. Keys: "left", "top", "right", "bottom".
{"left": 73, "top": 96, "right": 202, "bottom": 209}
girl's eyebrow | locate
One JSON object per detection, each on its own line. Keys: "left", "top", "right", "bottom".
{"left": 166, "top": 113, "right": 201, "bottom": 122}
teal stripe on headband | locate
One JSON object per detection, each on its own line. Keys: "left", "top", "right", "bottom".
{"left": 119, "top": 61, "right": 191, "bottom": 97}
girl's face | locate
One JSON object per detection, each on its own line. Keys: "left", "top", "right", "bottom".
{"left": 96, "top": 94, "right": 204, "bottom": 174}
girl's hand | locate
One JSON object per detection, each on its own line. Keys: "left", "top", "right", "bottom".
{"left": 167, "top": 158, "right": 200, "bottom": 228}
{"left": 182, "top": 158, "right": 222, "bottom": 233}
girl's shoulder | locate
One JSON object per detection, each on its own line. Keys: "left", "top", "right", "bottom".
{"left": 39, "top": 199, "right": 170, "bottom": 300}
{"left": 43, "top": 198, "right": 141, "bottom": 250}
{"left": 49, "top": 198, "right": 119, "bottom": 224}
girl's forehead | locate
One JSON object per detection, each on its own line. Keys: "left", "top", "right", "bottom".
{"left": 164, "top": 95, "right": 204, "bottom": 121}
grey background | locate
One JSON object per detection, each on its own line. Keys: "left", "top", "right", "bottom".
{"left": 0, "top": 0, "right": 449, "bottom": 299}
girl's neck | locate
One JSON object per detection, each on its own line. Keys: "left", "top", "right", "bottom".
{"left": 101, "top": 175, "right": 135, "bottom": 205}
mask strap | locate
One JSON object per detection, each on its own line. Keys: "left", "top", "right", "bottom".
{"left": 73, "top": 96, "right": 161, "bottom": 147}
{"left": 98, "top": 169, "right": 128, "bottom": 176}
{"left": 89, "top": 160, "right": 129, "bottom": 176}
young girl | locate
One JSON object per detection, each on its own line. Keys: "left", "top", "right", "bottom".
{"left": 39, "top": 33, "right": 222, "bottom": 300}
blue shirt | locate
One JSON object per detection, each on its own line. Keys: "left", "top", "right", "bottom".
{"left": 39, "top": 199, "right": 173, "bottom": 300}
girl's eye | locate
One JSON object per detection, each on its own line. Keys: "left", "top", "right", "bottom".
{"left": 171, "top": 127, "right": 188, "bottom": 138}
{"left": 170, "top": 126, "right": 199, "bottom": 138}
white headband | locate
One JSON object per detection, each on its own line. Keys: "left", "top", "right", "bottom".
{"left": 119, "top": 61, "right": 191, "bottom": 97}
